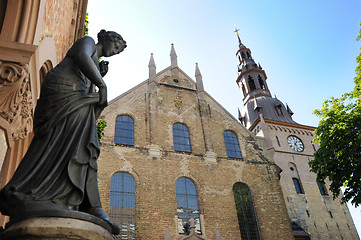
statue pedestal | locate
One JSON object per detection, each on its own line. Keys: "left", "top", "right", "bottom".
{"left": 0, "top": 217, "right": 114, "bottom": 240}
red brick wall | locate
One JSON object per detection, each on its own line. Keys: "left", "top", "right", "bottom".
{"left": 40, "top": 0, "right": 78, "bottom": 63}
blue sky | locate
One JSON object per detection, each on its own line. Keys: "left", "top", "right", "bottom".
{"left": 87, "top": 0, "right": 361, "bottom": 235}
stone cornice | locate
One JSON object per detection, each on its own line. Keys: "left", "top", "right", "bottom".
{"left": 264, "top": 119, "right": 316, "bottom": 131}
{"left": 274, "top": 149, "right": 315, "bottom": 157}
{"left": 249, "top": 116, "right": 316, "bottom": 131}
{"left": 236, "top": 68, "right": 267, "bottom": 83}
{"left": 0, "top": 40, "right": 37, "bottom": 64}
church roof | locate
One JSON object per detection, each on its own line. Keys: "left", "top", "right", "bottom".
{"left": 241, "top": 95, "right": 297, "bottom": 128}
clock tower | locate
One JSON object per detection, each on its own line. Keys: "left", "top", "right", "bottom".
{"left": 236, "top": 31, "right": 359, "bottom": 240}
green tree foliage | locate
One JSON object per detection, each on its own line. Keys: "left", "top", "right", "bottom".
{"left": 84, "top": 13, "right": 89, "bottom": 37}
{"left": 309, "top": 23, "right": 361, "bottom": 206}
{"left": 96, "top": 120, "right": 107, "bottom": 144}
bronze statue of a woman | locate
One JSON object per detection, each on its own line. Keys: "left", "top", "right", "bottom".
{"left": 0, "top": 30, "right": 126, "bottom": 235}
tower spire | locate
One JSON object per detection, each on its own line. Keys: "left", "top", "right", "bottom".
{"left": 234, "top": 28, "right": 271, "bottom": 104}
{"left": 236, "top": 30, "right": 296, "bottom": 128}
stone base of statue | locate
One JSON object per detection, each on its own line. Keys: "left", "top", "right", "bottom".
{"left": 0, "top": 217, "right": 115, "bottom": 240}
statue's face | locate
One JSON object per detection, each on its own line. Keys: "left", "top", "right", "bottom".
{"left": 103, "top": 38, "right": 126, "bottom": 57}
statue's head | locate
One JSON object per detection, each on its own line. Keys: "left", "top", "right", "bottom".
{"left": 97, "top": 29, "right": 127, "bottom": 57}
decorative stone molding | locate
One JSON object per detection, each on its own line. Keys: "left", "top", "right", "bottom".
{"left": 0, "top": 61, "right": 33, "bottom": 141}
{"left": 0, "top": 40, "right": 37, "bottom": 64}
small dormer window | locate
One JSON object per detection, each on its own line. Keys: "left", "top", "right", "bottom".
{"left": 275, "top": 104, "right": 283, "bottom": 116}
{"left": 246, "top": 51, "right": 251, "bottom": 59}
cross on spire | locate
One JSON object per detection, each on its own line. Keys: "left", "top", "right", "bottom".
{"left": 234, "top": 24, "right": 242, "bottom": 46}
{"left": 234, "top": 25, "right": 240, "bottom": 36}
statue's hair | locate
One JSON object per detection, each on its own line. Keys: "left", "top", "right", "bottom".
{"left": 97, "top": 29, "right": 124, "bottom": 43}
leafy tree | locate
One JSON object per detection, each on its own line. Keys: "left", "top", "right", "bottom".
{"left": 309, "top": 23, "right": 361, "bottom": 206}
{"left": 96, "top": 120, "right": 107, "bottom": 144}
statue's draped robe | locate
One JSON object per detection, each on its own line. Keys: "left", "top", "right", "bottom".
{"left": 0, "top": 40, "right": 103, "bottom": 216}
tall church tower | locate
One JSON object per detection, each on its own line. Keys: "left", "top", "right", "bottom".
{"left": 235, "top": 30, "right": 296, "bottom": 129}
{"left": 235, "top": 30, "right": 360, "bottom": 240}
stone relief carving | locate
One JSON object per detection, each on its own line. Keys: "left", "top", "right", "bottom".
{"left": 174, "top": 91, "right": 182, "bottom": 108}
{"left": 0, "top": 61, "right": 33, "bottom": 141}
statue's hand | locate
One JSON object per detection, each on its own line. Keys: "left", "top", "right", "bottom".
{"left": 99, "top": 61, "right": 109, "bottom": 77}
{"left": 99, "top": 86, "right": 107, "bottom": 105}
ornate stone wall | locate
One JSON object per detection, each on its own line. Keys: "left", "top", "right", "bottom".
{"left": 0, "top": 62, "right": 33, "bottom": 141}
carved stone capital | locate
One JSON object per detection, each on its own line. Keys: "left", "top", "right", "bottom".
{"left": 0, "top": 61, "right": 33, "bottom": 141}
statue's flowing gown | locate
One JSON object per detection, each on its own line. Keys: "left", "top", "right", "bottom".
{"left": 0, "top": 38, "right": 104, "bottom": 216}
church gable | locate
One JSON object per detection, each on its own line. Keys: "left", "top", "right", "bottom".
{"left": 103, "top": 47, "right": 268, "bottom": 164}
{"left": 157, "top": 67, "right": 196, "bottom": 90}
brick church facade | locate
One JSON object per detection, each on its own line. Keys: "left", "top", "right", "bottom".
{"left": 97, "top": 45, "right": 294, "bottom": 239}
{"left": 97, "top": 37, "right": 359, "bottom": 239}
{"left": 0, "top": 1, "right": 358, "bottom": 239}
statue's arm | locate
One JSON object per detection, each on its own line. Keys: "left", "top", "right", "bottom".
{"left": 72, "top": 37, "right": 107, "bottom": 105}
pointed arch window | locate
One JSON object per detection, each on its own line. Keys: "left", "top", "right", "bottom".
{"left": 223, "top": 131, "right": 243, "bottom": 159}
{"left": 292, "top": 178, "right": 304, "bottom": 194}
{"left": 258, "top": 75, "right": 265, "bottom": 89}
{"left": 317, "top": 181, "right": 328, "bottom": 196}
{"left": 276, "top": 136, "right": 281, "bottom": 146}
{"left": 173, "top": 123, "right": 191, "bottom": 152}
{"left": 248, "top": 76, "right": 256, "bottom": 91}
{"left": 110, "top": 172, "right": 136, "bottom": 239}
{"left": 233, "top": 182, "right": 261, "bottom": 240}
{"left": 115, "top": 115, "right": 134, "bottom": 145}
{"left": 241, "top": 52, "right": 246, "bottom": 60}
{"left": 241, "top": 83, "right": 247, "bottom": 97}
{"left": 176, "top": 177, "right": 201, "bottom": 234}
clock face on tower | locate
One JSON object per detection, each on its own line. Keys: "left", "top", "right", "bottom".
{"left": 287, "top": 135, "right": 304, "bottom": 152}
